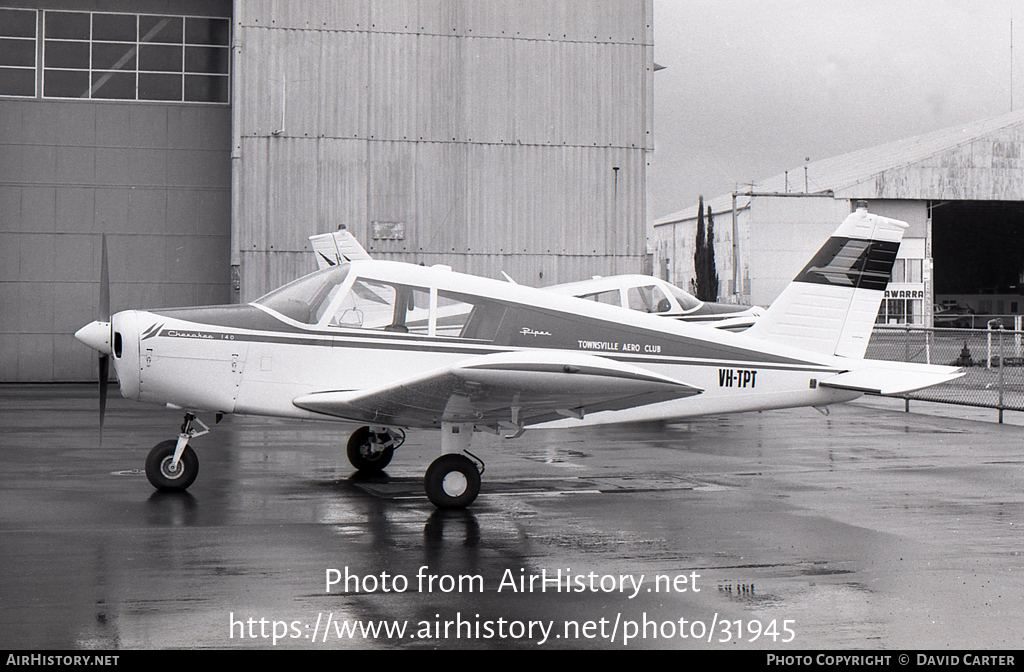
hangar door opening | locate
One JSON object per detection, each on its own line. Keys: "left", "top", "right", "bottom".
{"left": 931, "top": 201, "right": 1024, "bottom": 327}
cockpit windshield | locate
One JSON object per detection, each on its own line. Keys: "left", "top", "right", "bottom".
{"left": 665, "top": 284, "right": 703, "bottom": 312}
{"left": 253, "top": 264, "right": 351, "bottom": 324}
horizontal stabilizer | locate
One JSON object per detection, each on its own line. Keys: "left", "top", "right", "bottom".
{"left": 293, "top": 351, "right": 702, "bottom": 428}
{"left": 819, "top": 362, "right": 964, "bottom": 396}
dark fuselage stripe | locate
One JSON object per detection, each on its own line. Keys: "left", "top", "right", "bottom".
{"left": 153, "top": 328, "right": 835, "bottom": 373}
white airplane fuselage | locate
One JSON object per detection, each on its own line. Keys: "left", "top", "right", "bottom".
{"left": 108, "top": 261, "right": 861, "bottom": 429}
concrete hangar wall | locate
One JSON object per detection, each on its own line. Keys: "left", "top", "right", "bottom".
{"left": 233, "top": 0, "right": 655, "bottom": 302}
{"left": 0, "top": 0, "right": 233, "bottom": 382}
{"left": 651, "top": 110, "right": 1024, "bottom": 328}
{"left": 0, "top": 1, "right": 655, "bottom": 382}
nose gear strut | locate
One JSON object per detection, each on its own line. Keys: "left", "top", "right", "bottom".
{"left": 170, "top": 413, "right": 209, "bottom": 470}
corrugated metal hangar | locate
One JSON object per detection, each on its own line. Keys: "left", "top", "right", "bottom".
{"left": 652, "top": 110, "right": 1024, "bottom": 329}
{"left": 0, "top": 0, "right": 654, "bottom": 382}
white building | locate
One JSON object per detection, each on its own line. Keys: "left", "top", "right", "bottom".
{"left": 652, "top": 110, "right": 1024, "bottom": 327}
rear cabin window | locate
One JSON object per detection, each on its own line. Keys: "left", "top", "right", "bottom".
{"left": 435, "top": 291, "right": 508, "bottom": 341}
{"left": 577, "top": 289, "right": 621, "bottom": 307}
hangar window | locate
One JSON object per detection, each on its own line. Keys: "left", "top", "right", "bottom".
{"left": 39, "top": 10, "right": 230, "bottom": 103}
{"left": 0, "top": 8, "right": 37, "bottom": 97}
{"left": 876, "top": 298, "right": 924, "bottom": 326}
{"left": 892, "top": 259, "right": 923, "bottom": 284}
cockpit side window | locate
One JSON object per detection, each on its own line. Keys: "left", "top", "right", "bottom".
{"left": 328, "top": 278, "right": 431, "bottom": 333}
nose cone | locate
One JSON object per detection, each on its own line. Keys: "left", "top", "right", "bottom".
{"left": 75, "top": 320, "right": 112, "bottom": 355}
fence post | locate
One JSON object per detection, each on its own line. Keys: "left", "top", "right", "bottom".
{"left": 905, "top": 325, "right": 911, "bottom": 412}
{"left": 987, "top": 326, "right": 993, "bottom": 369}
{"left": 1016, "top": 315, "right": 1022, "bottom": 359}
{"left": 999, "top": 327, "right": 1005, "bottom": 424}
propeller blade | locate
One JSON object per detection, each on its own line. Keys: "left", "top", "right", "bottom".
{"left": 99, "top": 234, "right": 110, "bottom": 322}
{"left": 98, "top": 234, "right": 110, "bottom": 442}
{"left": 99, "top": 353, "right": 109, "bottom": 441}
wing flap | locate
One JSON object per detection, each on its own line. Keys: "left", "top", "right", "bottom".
{"left": 293, "top": 351, "right": 702, "bottom": 427}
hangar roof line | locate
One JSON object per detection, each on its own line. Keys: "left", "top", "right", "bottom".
{"left": 655, "top": 108, "right": 1024, "bottom": 227}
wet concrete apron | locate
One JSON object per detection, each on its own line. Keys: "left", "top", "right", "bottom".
{"left": 1, "top": 386, "right": 1021, "bottom": 649}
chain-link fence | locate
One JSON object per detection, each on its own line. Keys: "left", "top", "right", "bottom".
{"left": 865, "top": 325, "right": 1024, "bottom": 415}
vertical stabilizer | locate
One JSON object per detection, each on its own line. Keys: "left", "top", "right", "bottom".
{"left": 309, "top": 229, "right": 372, "bottom": 269}
{"left": 745, "top": 205, "right": 906, "bottom": 359}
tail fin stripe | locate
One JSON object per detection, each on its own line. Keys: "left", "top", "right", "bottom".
{"left": 794, "top": 238, "right": 900, "bottom": 292}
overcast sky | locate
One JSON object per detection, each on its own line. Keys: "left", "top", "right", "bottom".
{"left": 650, "top": 0, "right": 1022, "bottom": 219}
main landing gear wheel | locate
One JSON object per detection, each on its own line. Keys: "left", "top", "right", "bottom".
{"left": 346, "top": 426, "right": 399, "bottom": 472}
{"left": 145, "top": 439, "right": 199, "bottom": 491}
{"left": 424, "top": 454, "right": 481, "bottom": 509}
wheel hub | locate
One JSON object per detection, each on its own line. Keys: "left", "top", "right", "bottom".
{"left": 360, "top": 441, "right": 384, "bottom": 460}
{"left": 159, "top": 456, "right": 184, "bottom": 480}
{"left": 442, "top": 471, "right": 468, "bottom": 497}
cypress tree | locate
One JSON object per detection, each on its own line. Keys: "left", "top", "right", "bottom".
{"left": 693, "top": 196, "right": 720, "bottom": 302}
{"left": 694, "top": 196, "right": 706, "bottom": 299}
{"left": 705, "top": 204, "right": 719, "bottom": 301}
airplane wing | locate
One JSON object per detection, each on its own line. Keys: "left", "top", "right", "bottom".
{"left": 292, "top": 350, "right": 702, "bottom": 430}
{"left": 309, "top": 229, "right": 373, "bottom": 269}
{"left": 819, "top": 361, "right": 964, "bottom": 396}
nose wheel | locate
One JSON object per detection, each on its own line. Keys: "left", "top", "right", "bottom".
{"left": 144, "top": 413, "right": 207, "bottom": 491}
{"left": 145, "top": 440, "right": 199, "bottom": 491}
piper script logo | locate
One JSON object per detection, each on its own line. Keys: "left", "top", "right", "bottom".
{"left": 520, "top": 327, "right": 552, "bottom": 337}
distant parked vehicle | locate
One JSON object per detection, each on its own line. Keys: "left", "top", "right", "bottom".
{"left": 933, "top": 303, "right": 975, "bottom": 328}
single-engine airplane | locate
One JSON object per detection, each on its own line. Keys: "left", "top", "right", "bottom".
{"left": 310, "top": 228, "right": 763, "bottom": 331}
{"left": 76, "top": 205, "right": 963, "bottom": 508}
{"left": 542, "top": 275, "right": 763, "bottom": 331}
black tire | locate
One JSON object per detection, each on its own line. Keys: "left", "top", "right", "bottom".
{"left": 424, "top": 454, "right": 481, "bottom": 508}
{"left": 145, "top": 440, "right": 199, "bottom": 491}
{"left": 346, "top": 426, "right": 394, "bottom": 472}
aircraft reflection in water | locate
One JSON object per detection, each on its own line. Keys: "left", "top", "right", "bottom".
{"left": 76, "top": 205, "right": 962, "bottom": 508}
